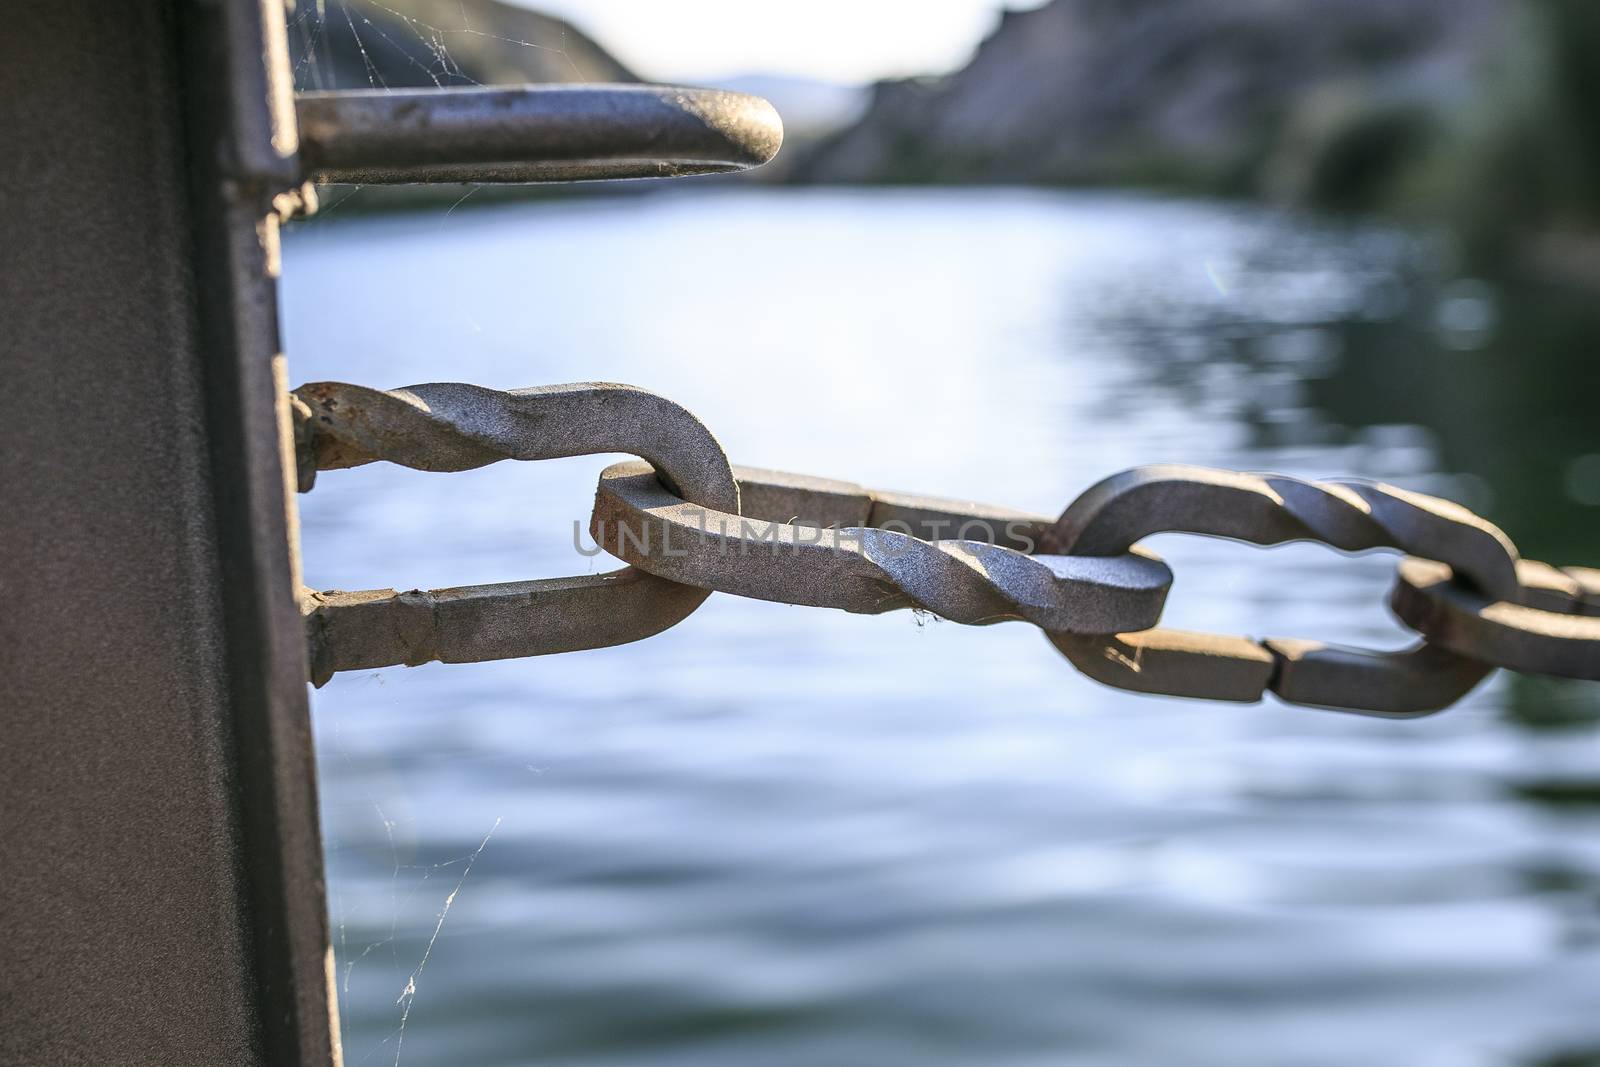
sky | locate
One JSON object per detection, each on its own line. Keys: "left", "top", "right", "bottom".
{"left": 516, "top": 0, "right": 1051, "bottom": 84}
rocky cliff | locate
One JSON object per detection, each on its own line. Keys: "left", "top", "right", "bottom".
{"left": 796, "top": 0, "right": 1501, "bottom": 206}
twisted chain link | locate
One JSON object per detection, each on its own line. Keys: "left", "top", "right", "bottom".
{"left": 1039, "top": 466, "right": 1527, "bottom": 716}
{"left": 294, "top": 380, "right": 1599, "bottom": 713}
{"left": 592, "top": 460, "right": 1173, "bottom": 634}
{"left": 292, "top": 380, "right": 737, "bottom": 685}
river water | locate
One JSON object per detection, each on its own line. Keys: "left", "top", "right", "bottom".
{"left": 283, "top": 188, "right": 1600, "bottom": 1067}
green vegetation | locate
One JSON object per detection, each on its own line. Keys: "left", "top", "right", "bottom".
{"left": 1309, "top": 1, "right": 1600, "bottom": 261}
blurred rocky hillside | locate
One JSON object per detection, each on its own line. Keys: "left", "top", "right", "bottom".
{"left": 286, "top": 0, "right": 1600, "bottom": 266}
{"left": 287, "top": 0, "right": 635, "bottom": 90}
{"left": 798, "top": 0, "right": 1496, "bottom": 194}
{"left": 795, "top": 0, "right": 1600, "bottom": 261}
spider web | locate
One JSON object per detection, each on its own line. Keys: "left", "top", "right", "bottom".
{"left": 287, "top": 0, "right": 596, "bottom": 213}
{"left": 288, "top": 0, "right": 587, "bottom": 92}
{"left": 318, "top": 669, "right": 505, "bottom": 1066}
{"left": 286, "top": 7, "right": 610, "bottom": 1057}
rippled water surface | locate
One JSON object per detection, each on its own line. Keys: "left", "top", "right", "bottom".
{"left": 283, "top": 189, "right": 1600, "bottom": 1067}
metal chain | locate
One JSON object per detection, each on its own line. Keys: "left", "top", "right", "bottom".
{"left": 1038, "top": 465, "right": 1526, "bottom": 716}
{"left": 1390, "top": 558, "right": 1600, "bottom": 680}
{"left": 591, "top": 460, "right": 1172, "bottom": 634}
{"left": 293, "top": 380, "right": 1600, "bottom": 714}
{"left": 292, "top": 380, "right": 737, "bottom": 685}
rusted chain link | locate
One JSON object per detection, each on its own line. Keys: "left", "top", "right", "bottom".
{"left": 592, "top": 460, "right": 1172, "bottom": 633}
{"left": 292, "top": 381, "right": 1599, "bottom": 716}
{"left": 1391, "top": 558, "right": 1600, "bottom": 680}
{"left": 1038, "top": 466, "right": 1526, "bottom": 716}
{"left": 292, "top": 381, "right": 736, "bottom": 685}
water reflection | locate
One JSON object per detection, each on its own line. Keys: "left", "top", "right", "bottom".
{"left": 284, "top": 189, "right": 1600, "bottom": 1067}
{"left": 1084, "top": 210, "right": 1600, "bottom": 742}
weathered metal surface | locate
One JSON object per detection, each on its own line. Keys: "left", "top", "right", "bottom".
{"left": 295, "top": 380, "right": 737, "bottom": 503}
{"left": 591, "top": 460, "right": 1173, "bottom": 633}
{"left": 1047, "top": 631, "right": 1488, "bottom": 717}
{"left": 1043, "top": 465, "right": 1523, "bottom": 597}
{"left": 292, "top": 382, "right": 1596, "bottom": 713}
{"left": 1, "top": 1, "right": 339, "bottom": 1063}
{"left": 296, "top": 381, "right": 738, "bottom": 682}
{"left": 1569, "top": 566, "right": 1600, "bottom": 606}
{"left": 305, "top": 571, "right": 709, "bottom": 684}
{"left": 1050, "top": 630, "right": 1277, "bottom": 702}
{"left": 180, "top": 1, "right": 343, "bottom": 1059}
{"left": 295, "top": 84, "right": 784, "bottom": 184}
{"left": 1390, "top": 557, "right": 1600, "bottom": 680}
{"left": 1040, "top": 465, "right": 1512, "bottom": 714}
{"left": 1265, "top": 638, "right": 1491, "bottom": 716}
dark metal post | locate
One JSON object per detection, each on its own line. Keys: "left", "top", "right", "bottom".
{"left": 0, "top": 1, "right": 339, "bottom": 1063}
